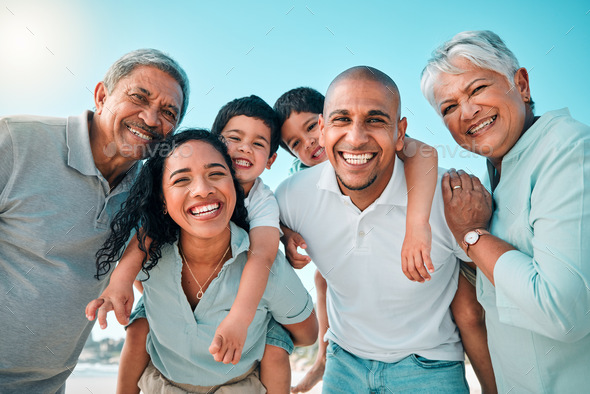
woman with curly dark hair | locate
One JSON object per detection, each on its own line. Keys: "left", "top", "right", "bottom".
{"left": 86, "top": 129, "right": 316, "bottom": 393}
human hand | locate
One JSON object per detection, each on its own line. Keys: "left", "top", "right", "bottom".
{"left": 85, "top": 281, "right": 134, "bottom": 329}
{"left": 282, "top": 230, "right": 312, "bottom": 269}
{"left": 209, "top": 313, "right": 248, "bottom": 364}
{"left": 442, "top": 169, "right": 493, "bottom": 244}
{"left": 401, "top": 221, "right": 434, "bottom": 282}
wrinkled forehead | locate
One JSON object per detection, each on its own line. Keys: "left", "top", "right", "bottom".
{"left": 326, "top": 78, "right": 401, "bottom": 117}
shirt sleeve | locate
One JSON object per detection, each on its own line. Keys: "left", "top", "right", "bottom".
{"left": 247, "top": 183, "right": 280, "bottom": 230}
{"left": 267, "top": 253, "right": 313, "bottom": 325}
{"left": 492, "top": 139, "right": 590, "bottom": 342}
{"left": 0, "top": 119, "right": 15, "bottom": 209}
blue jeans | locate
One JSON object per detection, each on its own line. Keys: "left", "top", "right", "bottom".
{"left": 323, "top": 342, "right": 468, "bottom": 393}
{"left": 265, "top": 317, "right": 294, "bottom": 355}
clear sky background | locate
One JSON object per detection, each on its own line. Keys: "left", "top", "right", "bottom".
{"left": 1, "top": 1, "right": 588, "bottom": 340}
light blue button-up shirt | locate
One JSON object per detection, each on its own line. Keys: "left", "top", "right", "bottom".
{"left": 479, "top": 108, "right": 590, "bottom": 392}
{"left": 142, "top": 222, "right": 313, "bottom": 386}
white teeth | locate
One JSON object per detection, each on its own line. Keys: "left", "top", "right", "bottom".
{"left": 234, "top": 159, "right": 252, "bottom": 167}
{"left": 128, "top": 126, "right": 153, "bottom": 141}
{"left": 190, "top": 203, "right": 220, "bottom": 216}
{"left": 468, "top": 115, "right": 496, "bottom": 135}
{"left": 313, "top": 147, "right": 325, "bottom": 158}
{"left": 342, "top": 152, "right": 374, "bottom": 165}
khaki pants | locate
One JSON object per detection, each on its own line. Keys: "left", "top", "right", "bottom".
{"left": 138, "top": 362, "right": 266, "bottom": 394}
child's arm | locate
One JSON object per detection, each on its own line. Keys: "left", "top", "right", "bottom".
{"left": 397, "top": 137, "right": 438, "bottom": 283}
{"left": 85, "top": 235, "right": 147, "bottom": 328}
{"left": 209, "top": 226, "right": 279, "bottom": 365}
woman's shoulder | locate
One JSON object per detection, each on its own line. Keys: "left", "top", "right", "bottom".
{"left": 540, "top": 108, "right": 590, "bottom": 144}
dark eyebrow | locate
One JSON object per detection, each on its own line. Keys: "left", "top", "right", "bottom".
{"left": 224, "top": 128, "right": 270, "bottom": 144}
{"left": 205, "top": 163, "right": 228, "bottom": 170}
{"left": 439, "top": 78, "right": 488, "bottom": 109}
{"left": 328, "top": 109, "right": 350, "bottom": 118}
{"left": 367, "top": 110, "right": 391, "bottom": 120}
{"left": 169, "top": 163, "right": 228, "bottom": 178}
{"left": 169, "top": 168, "right": 190, "bottom": 178}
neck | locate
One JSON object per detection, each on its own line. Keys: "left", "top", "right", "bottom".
{"left": 490, "top": 111, "right": 538, "bottom": 174}
{"left": 241, "top": 180, "right": 255, "bottom": 197}
{"left": 179, "top": 227, "right": 232, "bottom": 268}
{"left": 89, "top": 115, "right": 138, "bottom": 188}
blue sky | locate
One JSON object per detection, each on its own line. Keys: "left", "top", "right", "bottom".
{"left": 1, "top": 0, "right": 588, "bottom": 339}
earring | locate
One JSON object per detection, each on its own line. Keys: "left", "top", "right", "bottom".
{"left": 163, "top": 207, "right": 168, "bottom": 215}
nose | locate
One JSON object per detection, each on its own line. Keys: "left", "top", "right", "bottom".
{"left": 345, "top": 121, "right": 370, "bottom": 146}
{"left": 460, "top": 99, "right": 481, "bottom": 121}
{"left": 304, "top": 136, "right": 316, "bottom": 150}
{"left": 139, "top": 105, "right": 161, "bottom": 128}
{"left": 238, "top": 141, "right": 252, "bottom": 154}
{"left": 189, "top": 176, "right": 214, "bottom": 198}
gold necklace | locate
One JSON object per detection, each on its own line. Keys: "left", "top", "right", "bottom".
{"left": 179, "top": 243, "right": 231, "bottom": 300}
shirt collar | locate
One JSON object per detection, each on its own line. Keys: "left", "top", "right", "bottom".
{"left": 317, "top": 156, "right": 407, "bottom": 208}
{"left": 501, "top": 108, "right": 570, "bottom": 163}
{"left": 66, "top": 111, "right": 98, "bottom": 177}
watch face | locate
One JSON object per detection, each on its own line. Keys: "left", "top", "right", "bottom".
{"left": 465, "top": 231, "right": 479, "bottom": 245}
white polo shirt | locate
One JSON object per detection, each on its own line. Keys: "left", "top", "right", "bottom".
{"left": 275, "top": 157, "right": 466, "bottom": 363}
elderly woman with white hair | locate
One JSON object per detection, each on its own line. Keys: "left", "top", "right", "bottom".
{"left": 421, "top": 30, "right": 590, "bottom": 392}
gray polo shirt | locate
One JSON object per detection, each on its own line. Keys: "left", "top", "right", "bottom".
{"left": 0, "top": 112, "right": 138, "bottom": 393}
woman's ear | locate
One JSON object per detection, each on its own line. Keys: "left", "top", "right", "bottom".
{"left": 514, "top": 68, "right": 531, "bottom": 102}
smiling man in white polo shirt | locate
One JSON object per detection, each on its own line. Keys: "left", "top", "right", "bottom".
{"left": 275, "top": 66, "right": 469, "bottom": 393}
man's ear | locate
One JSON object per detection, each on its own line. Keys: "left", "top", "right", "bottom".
{"left": 318, "top": 114, "right": 326, "bottom": 147}
{"left": 265, "top": 152, "right": 277, "bottom": 170}
{"left": 514, "top": 67, "right": 531, "bottom": 101}
{"left": 395, "top": 117, "right": 407, "bottom": 152}
{"left": 94, "top": 82, "right": 108, "bottom": 115}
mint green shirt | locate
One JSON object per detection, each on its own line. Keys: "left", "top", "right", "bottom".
{"left": 479, "top": 109, "right": 590, "bottom": 392}
{"left": 142, "top": 222, "right": 313, "bottom": 386}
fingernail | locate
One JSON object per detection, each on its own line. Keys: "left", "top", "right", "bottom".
{"left": 100, "top": 324, "right": 106, "bottom": 329}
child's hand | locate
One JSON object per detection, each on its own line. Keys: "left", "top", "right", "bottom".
{"left": 401, "top": 221, "right": 434, "bottom": 283}
{"left": 209, "top": 313, "right": 248, "bottom": 364}
{"left": 283, "top": 230, "right": 312, "bottom": 269}
{"left": 85, "top": 282, "right": 134, "bottom": 329}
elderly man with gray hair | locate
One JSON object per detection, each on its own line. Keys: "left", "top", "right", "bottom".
{"left": 0, "top": 48, "right": 189, "bottom": 393}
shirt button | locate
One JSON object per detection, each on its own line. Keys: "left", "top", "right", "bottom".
{"left": 359, "top": 231, "right": 365, "bottom": 237}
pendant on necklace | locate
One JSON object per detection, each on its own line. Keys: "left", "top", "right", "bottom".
{"left": 196, "top": 290, "right": 204, "bottom": 300}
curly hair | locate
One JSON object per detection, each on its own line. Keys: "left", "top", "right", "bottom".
{"left": 95, "top": 128, "right": 249, "bottom": 279}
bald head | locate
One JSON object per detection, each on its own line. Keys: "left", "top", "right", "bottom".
{"left": 325, "top": 66, "right": 401, "bottom": 117}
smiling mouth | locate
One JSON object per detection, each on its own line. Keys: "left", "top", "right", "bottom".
{"left": 312, "top": 146, "right": 325, "bottom": 159}
{"left": 233, "top": 159, "right": 252, "bottom": 168}
{"left": 189, "top": 203, "right": 221, "bottom": 217}
{"left": 341, "top": 152, "right": 375, "bottom": 165}
{"left": 467, "top": 115, "right": 497, "bottom": 135}
{"left": 127, "top": 124, "right": 156, "bottom": 141}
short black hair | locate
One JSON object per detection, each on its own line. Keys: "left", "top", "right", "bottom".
{"left": 211, "top": 95, "right": 280, "bottom": 158}
{"left": 273, "top": 87, "right": 325, "bottom": 155}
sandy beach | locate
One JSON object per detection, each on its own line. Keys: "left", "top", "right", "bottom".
{"left": 66, "top": 363, "right": 480, "bottom": 393}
